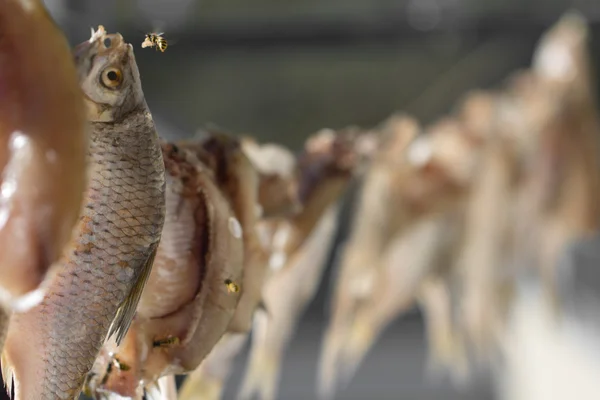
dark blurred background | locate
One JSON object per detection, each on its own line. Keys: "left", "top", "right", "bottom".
{"left": 32, "top": 0, "right": 600, "bottom": 399}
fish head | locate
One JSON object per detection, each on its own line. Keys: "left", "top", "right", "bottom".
{"left": 241, "top": 138, "right": 300, "bottom": 218}
{"left": 74, "top": 25, "right": 145, "bottom": 122}
{"left": 296, "top": 128, "right": 358, "bottom": 206}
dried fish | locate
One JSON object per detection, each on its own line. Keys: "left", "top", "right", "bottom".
{"left": 2, "top": 26, "right": 165, "bottom": 399}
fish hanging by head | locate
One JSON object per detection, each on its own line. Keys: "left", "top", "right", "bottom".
{"left": 1, "top": 25, "right": 166, "bottom": 400}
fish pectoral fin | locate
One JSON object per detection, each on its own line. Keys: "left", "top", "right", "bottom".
{"left": 108, "top": 242, "right": 159, "bottom": 345}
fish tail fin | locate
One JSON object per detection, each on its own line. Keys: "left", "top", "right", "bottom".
{"left": 424, "top": 328, "right": 471, "bottom": 387}
{"left": 419, "top": 279, "right": 471, "bottom": 384}
{"left": 237, "top": 346, "right": 279, "bottom": 400}
{"left": 1, "top": 351, "right": 15, "bottom": 399}
{"left": 179, "top": 333, "right": 248, "bottom": 400}
{"left": 178, "top": 372, "right": 223, "bottom": 400}
{"left": 337, "top": 313, "right": 379, "bottom": 391}
{"left": 317, "top": 325, "right": 345, "bottom": 400}
{"left": 237, "top": 310, "right": 282, "bottom": 400}
{"left": 144, "top": 376, "right": 177, "bottom": 400}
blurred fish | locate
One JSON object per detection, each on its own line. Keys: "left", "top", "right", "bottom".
{"left": 237, "top": 127, "right": 372, "bottom": 400}
{"left": 515, "top": 10, "right": 600, "bottom": 309}
{"left": 1, "top": 26, "right": 166, "bottom": 399}
{"left": 456, "top": 11, "right": 600, "bottom": 358}
{"left": 333, "top": 211, "right": 466, "bottom": 391}
{"left": 319, "top": 111, "right": 482, "bottom": 398}
{"left": 177, "top": 134, "right": 281, "bottom": 400}
{"left": 83, "top": 142, "right": 243, "bottom": 398}
{"left": 0, "top": 0, "right": 88, "bottom": 313}
{"left": 180, "top": 133, "right": 265, "bottom": 334}
{"left": 456, "top": 133, "right": 516, "bottom": 355}
{"left": 239, "top": 204, "right": 340, "bottom": 400}
{"left": 318, "top": 116, "right": 418, "bottom": 399}
{"left": 324, "top": 13, "right": 600, "bottom": 389}
{"left": 177, "top": 137, "right": 300, "bottom": 400}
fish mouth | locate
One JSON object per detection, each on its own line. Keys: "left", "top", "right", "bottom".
{"left": 73, "top": 25, "right": 129, "bottom": 69}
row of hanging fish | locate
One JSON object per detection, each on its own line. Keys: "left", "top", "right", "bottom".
{"left": 320, "top": 10, "right": 600, "bottom": 400}
{"left": 0, "top": 1, "right": 599, "bottom": 399}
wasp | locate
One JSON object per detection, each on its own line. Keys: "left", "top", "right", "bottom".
{"left": 112, "top": 357, "right": 130, "bottom": 371}
{"left": 152, "top": 336, "right": 180, "bottom": 348}
{"left": 225, "top": 279, "right": 240, "bottom": 294}
{"left": 142, "top": 32, "right": 168, "bottom": 52}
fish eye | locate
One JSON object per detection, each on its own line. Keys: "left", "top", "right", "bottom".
{"left": 100, "top": 67, "right": 123, "bottom": 88}
{"left": 103, "top": 38, "right": 112, "bottom": 48}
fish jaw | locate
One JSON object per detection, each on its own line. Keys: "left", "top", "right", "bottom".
{"left": 0, "top": 0, "right": 88, "bottom": 308}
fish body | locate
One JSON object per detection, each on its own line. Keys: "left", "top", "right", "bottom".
{"left": 178, "top": 134, "right": 264, "bottom": 333}
{"left": 177, "top": 136, "right": 300, "bottom": 400}
{"left": 85, "top": 142, "right": 243, "bottom": 397}
{"left": 318, "top": 112, "right": 484, "bottom": 398}
{"left": 1, "top": 26, "right": 165, "bottom": 399}
{"left": 340, "top": 210, "right": 468, "bottom": 390}
{"left": 0, "top": 0, "right": 88, "bottom": 311}
{"left": 239, "top": 205, "right": 340, "bottom": 400}
{"left": 238, "top": 128, "right": 370, "bottom": 400}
